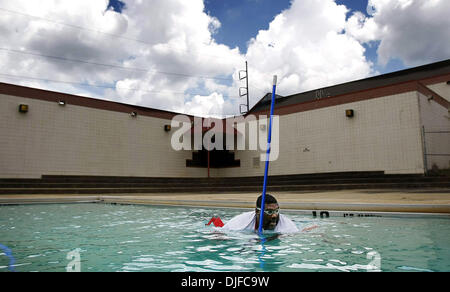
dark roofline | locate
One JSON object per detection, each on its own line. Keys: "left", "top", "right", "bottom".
{"left": 249, "top": 59, "right": 450, "bottom": 114}
{"left": 1, "top": 59, "right": 449, "bottom": 121}
{"left": 0, "top": 82, "right": 194, "bottom": 120}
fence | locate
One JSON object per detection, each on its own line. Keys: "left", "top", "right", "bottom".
{"left": 422, "top": 126, "right": 450, "bottom": 174}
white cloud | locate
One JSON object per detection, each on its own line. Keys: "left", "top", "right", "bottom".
{"left": 1, "top": 0, "right": 447, "bottom": 118}
{"left": 244, "top": 0, "right": 373, "bottom": 102}
{"left": 183, "top": 92, "right": 237, "bottom": 118}
{"left": 345, "top": 12, "right": 380, "bottom": 43}
{"left": 346, "top": 0, "right": 450, "bottom": 67}
{"left": 0, "top": 0, "right": 243, "bottom": 116}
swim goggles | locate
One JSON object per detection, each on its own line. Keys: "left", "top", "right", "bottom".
{"left": 256, "top": 207, "right": 279, "bottom": 216}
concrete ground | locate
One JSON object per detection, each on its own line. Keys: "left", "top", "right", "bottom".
{"left": 1, "top": 188, "right": 450, "bottom": 214}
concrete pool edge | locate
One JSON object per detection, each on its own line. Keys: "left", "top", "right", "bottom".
{"left": 1, "top": 193, "right": 449, "bottom": 218}
{"left": 102, "top": 202, "right": 450, "bottom": 218}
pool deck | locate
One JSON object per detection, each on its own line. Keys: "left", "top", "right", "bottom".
{"left": 1, "top": 188, "right": 450, "bottom": 215}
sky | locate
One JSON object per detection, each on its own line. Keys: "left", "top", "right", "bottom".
{"left": 0, "top": 0, "right": 449, "bottom": 117}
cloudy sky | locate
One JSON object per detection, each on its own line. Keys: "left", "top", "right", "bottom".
{"left": 0, "top": 0, "right": 449, "bottom": 117}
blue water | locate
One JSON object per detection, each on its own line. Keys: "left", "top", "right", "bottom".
{"left": 0, "top": 203, "right": 449, "bottom": 272}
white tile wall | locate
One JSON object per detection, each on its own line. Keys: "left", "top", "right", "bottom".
{"left": 218, "top": 91, "right": 425, "bottom": 177}
{"left": 0, "top": 94, "right": 205, "bottom": 178}
{"left": 427, "top": 82, "right": 450, "bottom": 102}
{"left": 2, "top": 89, "right": 446, "bottom": 178}
{"left": 418, "top": 92, "right": 450, "bottom": 170}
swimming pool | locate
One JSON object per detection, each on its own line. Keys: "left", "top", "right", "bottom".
{"left": 0, "top": 203, "right": 449, "bottom": 272}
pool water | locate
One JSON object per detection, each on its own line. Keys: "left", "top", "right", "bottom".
{"left": 0, "top": 203, "right": 449, "bottom": 272}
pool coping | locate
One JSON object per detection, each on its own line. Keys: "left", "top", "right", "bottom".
{"left": 1, "top": 194, "right": 449, "bottom": 219}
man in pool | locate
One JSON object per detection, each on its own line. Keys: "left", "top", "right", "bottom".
{"left": 221, "top": 194, "right": 300, "bottom": 233}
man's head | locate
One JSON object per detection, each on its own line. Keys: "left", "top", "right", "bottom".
{"left": 255, "top": 194, "right": 280, "bottom": 231}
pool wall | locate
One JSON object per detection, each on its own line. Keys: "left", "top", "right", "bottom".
{"left": 1, "top": 194, "right": 449, "bottom": 218}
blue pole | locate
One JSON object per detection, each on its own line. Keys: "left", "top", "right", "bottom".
{"left": 257, "top": 234, "right": 267, "bottom": 269}
{"left": 258, "top": 75, "right": 277, "bottom": 234}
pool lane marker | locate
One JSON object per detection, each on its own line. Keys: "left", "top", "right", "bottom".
{"left": 259, "top": 75, "right": 278, "bottom": 234}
